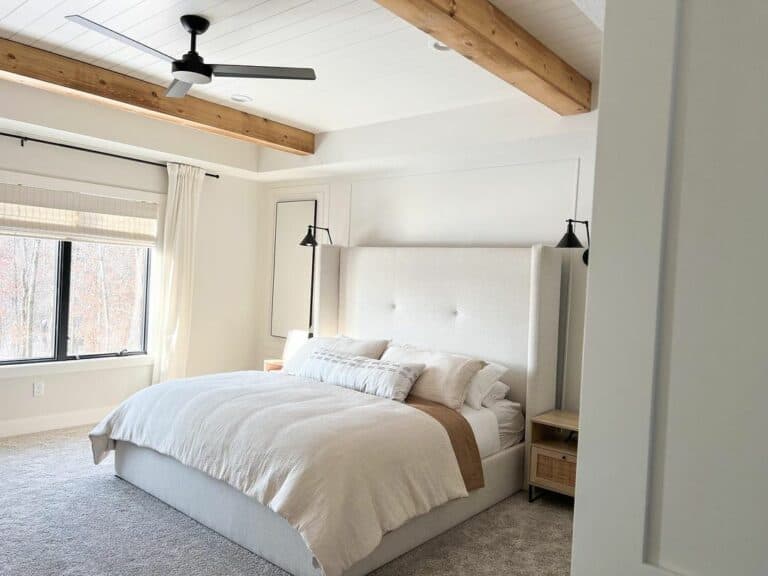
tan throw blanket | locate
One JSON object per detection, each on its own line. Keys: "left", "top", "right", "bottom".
{"left": 405, "top": 396, "right": 485, "bottom": 491}
{"left": 89, "top": 371, "right": 475, "bottom": 576}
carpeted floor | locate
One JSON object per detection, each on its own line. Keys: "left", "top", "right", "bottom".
{"left": 0, "top": 426, "right": 573, "bottom": 576}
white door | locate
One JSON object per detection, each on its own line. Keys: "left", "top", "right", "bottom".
{"left": 571, "top": 2, "right": 768, "bottom": 575}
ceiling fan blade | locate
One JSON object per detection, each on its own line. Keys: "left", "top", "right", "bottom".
{"left": 211, "top": 64, "right": 316, "bottom": 80}
{"left": 165, "top": 79, "right": 192, "bottom": 98}
{"left": 65, "top": 15, "right": 175, "bottom": 63}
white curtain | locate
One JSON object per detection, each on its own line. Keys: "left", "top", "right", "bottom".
{"left": 152, "top": 163, "right": 204, "bottom": 383}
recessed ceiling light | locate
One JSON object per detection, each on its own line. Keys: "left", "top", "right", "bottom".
{"left": 430, "top": 40, "right": 451, "bottom": 52}
{"left": 231, "top": 94, "right": 253, "bottom": 103}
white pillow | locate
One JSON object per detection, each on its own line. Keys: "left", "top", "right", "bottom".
{"left": 296, "top": 350, "right": 425, "bottom": 402}
{"left": 381, "top": 344, "right": 485, "bottom": 410}
{"left": 465, "top": 363, "right": 508, "bottom": 409}
{"left": 283, "top": 336, "right": 389, "bottom": 375}
{"left": 481, "top": 381, "right": 510, "bottom": 407}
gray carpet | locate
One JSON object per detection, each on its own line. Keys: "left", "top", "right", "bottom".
{"left": 0, "top": 426, "right": 573, "bottom": 576}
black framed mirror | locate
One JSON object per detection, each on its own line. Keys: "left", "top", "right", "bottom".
{"left": 270, "top": 199, "right": 317, "bottom": 338}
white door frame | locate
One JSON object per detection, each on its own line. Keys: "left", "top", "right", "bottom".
{"left": 570, "top": 2, "right": 683, "bottom": 575}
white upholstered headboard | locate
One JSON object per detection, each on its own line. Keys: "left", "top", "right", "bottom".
{"left": 313, "top": 245, "right": 562, "bottom": 422}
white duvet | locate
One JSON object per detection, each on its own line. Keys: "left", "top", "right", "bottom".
{"left": 90, "top": 370, "right": 468, "bottom": 576}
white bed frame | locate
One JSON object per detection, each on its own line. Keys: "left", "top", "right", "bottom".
{"left": 114, "top": 245, "right": 562, "bottom": 576}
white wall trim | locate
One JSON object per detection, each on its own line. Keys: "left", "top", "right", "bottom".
{"left": 0, "top": 404, "right": 116, "bottom": 438}
{"left": 571, "top": 1, "right": 681, "bottom": 574}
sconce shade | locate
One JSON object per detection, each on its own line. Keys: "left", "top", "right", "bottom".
{"left": 299, "top": 226, "right": 317, "bottom": 247}
{"left": 556, "top": 221, "right": 584, "bottom": 248}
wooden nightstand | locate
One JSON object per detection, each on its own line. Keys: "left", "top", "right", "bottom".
{"left": 529, "top": 410, "right": 579, "bottom": 502}
{"left": 263, "top": 359, "right": 284, "bottom": 372}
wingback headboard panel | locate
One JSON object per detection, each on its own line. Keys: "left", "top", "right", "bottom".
{"left": 314, "top": 245, "right": 562, "bottom": 418}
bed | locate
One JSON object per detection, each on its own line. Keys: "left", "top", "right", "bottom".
{"left": 97, "top": 245, "right": 562, "bottom": 576}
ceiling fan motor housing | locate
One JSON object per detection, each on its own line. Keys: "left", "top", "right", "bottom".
{"left": 172, "top": 52, "right": 212, "bottom": 84}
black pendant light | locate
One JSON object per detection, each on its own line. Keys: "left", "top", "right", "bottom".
{"left": 556, "top": 219, "right": 590, "bottom": 265}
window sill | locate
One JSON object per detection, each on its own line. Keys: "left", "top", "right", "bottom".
{"left": 0, "top": 355, "right": 154, "bottom": 380}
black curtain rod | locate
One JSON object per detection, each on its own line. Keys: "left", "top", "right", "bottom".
{"left": 0, "top": 131, "right": 220, "bottom": 179}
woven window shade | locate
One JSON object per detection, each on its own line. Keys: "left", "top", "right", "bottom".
{"left": 0, "top": 182, "right": 159, "bottom": 246}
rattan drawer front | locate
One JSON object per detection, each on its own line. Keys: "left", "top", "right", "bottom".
{"left": 530, "top": 445, "right": 576, "bottom": 496}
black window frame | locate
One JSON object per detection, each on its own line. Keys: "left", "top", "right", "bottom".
{"left": 0, "top": 238, "right": 151, "bottom": 366}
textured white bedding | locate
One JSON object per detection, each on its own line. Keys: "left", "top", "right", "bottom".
{"left": 488, "top": 400, "right": 525, "bottom": 449}
{"left": 460, "top": 401, "right": 524, "bottom": 458}
{"left": 460, "top": 405, "right": 501, "bottom": 458}
{"left": 90, "top": 370, "right": 469, "bottom": 576}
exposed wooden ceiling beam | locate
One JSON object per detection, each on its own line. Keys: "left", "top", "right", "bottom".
{"left": 375, "top": 0, "right": 592, "bottom": 115}
{"left": 0, "top": 38, "right": 314, "bottom": 156}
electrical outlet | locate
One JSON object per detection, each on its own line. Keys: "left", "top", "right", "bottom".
{"left": 33, "top": 380, "right": 45, "bottom": 397}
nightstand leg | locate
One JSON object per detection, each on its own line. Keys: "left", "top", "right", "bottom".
{"left": 528, "top": 485, "right": 543, "bottom": 503}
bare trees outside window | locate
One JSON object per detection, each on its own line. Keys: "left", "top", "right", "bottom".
{"left": 0, "top": 236, "right": 57, "bottom": 362}
{"left": 68, "top": 242, "right": 148, "bottom": 357}
{"left": 0, "top": 234, "right": 149, "bottom": 364}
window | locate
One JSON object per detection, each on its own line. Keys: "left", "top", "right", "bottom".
{"left": 0, "top": 236, "right": 58, "bottom": 362}
{"left": 0, "top": 235, "right": 149, "bottom": 364}
{"left": 68, "top": 242, "right": 149, "bottom": 357}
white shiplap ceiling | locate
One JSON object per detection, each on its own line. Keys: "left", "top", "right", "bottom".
{"left": 495, "top": 0, "right": 603, "bottom": 81}
{"left": 0, "top": 0, "right": 602, "bottom": 133}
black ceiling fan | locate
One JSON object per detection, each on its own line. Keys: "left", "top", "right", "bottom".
{"left": 65, "top": 14, "right": 316, "bottom": 98}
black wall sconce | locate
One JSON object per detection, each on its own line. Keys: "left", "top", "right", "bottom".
{"left": 299, "top": 225, "right": 333, "bottom": 247}
{"left": 299, "top": 225, "right": 334, "bottom": 338}
{"left": 556, "top": 219, "right": 590, "bottom": 265}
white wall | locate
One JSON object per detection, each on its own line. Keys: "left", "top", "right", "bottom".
{"left": 572, "top": 2, "right": 768, "bottom": 575}
{"left": 0, "top": 79, "right": 260, "bottom": 179}
{"left": 0, "top": 135, "right": 262, "bottom": 437}
{"left": 257, "top": 98, "right": 597, "bottom": 180}
{"left": 346, "top": 154, "right": 590, "bottom": 246}
{"left": 256, "top": 105, "right": 597, "bottom": 410}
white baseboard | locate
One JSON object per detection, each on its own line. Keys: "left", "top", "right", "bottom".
{"left": 0, "top": 405, "right": 116, "bottom": 439}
